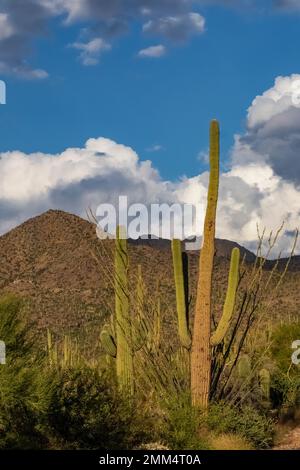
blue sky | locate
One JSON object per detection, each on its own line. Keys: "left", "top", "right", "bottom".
{"left": 0, "top": 3, "right": 299, "bottom": 179}
{"left": 0, "top": 0, "right": 300, "bottom": 253}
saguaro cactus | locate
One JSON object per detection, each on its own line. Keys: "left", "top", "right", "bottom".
{"left": 114, "top": 226, "right": 134, "bottom": 393}
{"left": 100, "top": 226, "right": 134, "bottom": 394}
{"left": 190, "top": 120, "right": 240, "bottom": 408}
{"left": 171, "top": 239, "right": 191, "bottom": 349}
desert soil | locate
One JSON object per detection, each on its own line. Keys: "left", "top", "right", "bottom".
{"left": 273, "top": 427, "right": 300, "bottom": 450}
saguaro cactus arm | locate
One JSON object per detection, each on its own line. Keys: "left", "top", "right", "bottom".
{"left": 100, "top": 325, "right": 117, "bottom": 358}
{"left": 211, "top": 247, "right": 240, "bottom": 347}
{"left": 172, "top": 239, "right": 191, "bottom": 349}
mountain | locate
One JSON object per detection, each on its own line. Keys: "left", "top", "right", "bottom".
{"left": 130, "top": 236, "right": 256, "bottom": 262}
{"left": 0, "top": 210, "right": 299, "bottom": 348}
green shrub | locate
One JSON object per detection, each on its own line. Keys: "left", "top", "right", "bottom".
{"left": 0, "top": 295, "right": 47, "bottom": 449}
{"left": 271, "top": 370, "right": 300, "bottom": 408}
{"left": 163, "top": 394, "right": 211, "bottom": 450}
{"left": 271, "top": 322, "right": 300, "bottom": 374}
{"left": 206, "top": 402, "right": 274, "bottom": 449}
{"left": 270, "top": 322, "right": 300, "bottom": 408}
{"left": 46, "top": 367, "right": 156, "bottom": 449}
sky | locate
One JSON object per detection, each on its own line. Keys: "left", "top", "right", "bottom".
{"left": 0, "top": 0, "right": 300, "bottom": 254}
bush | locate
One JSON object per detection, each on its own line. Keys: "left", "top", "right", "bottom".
{"left": 162, "top": 396, "right": 272, "bottom": 449}
{"left": 0, "top": 295, "right": 47, "bottom": 449}
{"left": 270, "top": 322, "right": 300, "bottom": 408}
{"left": 206, "top": 402, "right": 274, "bottom": 449}
{"left": 162, "top": 394, "right": 211, "bottom": 450}
{"left": 271, "top": 322, "right": 300, "bottom": 374}
{"left": 45, "top": 367, "right": 156, "bottom": 449}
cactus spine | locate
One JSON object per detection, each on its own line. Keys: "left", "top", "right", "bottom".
{"left": 190, "top": 120, "right": 240, "bottom": 408}
{"left": 171, "top": 239, "right": 191, "bottom": 349}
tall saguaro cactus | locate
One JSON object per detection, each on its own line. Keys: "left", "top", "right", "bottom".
{"left": 101, "top": 226, "right": 134, "bottom": 394}
{"left": 191, "top": 120, "right": 220, "bottom": 408}
{"left": 114, "top": 226, "right": 134, "bottom": 394}
{"left": 190, "top": 120, "right": 240, "bottom": 408}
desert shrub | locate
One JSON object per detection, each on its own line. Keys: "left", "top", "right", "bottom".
{"left": 206, "top": 402, "right": 274, "bottom": 449}
{"left": 270, "top": 322, "right": 300, "bottom": 408}
{"left": 161, "top": 396, "right": 272, "bottom": 449}
{"left": 0, "top": 295, "right": 47, "bottom": 449}
{"left": 271, "top": 371, "right": 300, "bottom": 409}
{"left": 162, "top": 394, "right": 211, "bottom": 450}
{"left": 0, "top": 294, "right": 32, "bottom": 357}
{"left": 271, "top": 322, "right": 300, "bottom": 374}
{"left": 45, "top": 367, "right": 156, "bottom": 449}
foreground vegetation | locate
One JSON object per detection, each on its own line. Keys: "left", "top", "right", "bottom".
{"left": 0, "top": 294, "right": 299, "bottom": 449}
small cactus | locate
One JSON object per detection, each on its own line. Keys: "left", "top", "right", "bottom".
{"left": 238, "top": 354, "right": 251, "bottom": 380}
{"left": 259, "top": 368, "right": 270, "bottom": 402}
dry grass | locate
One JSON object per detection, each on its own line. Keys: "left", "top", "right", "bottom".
{"left": 209, "top": 433, "right": 253, "bottom": 450}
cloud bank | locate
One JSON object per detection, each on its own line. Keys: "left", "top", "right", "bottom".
{"left": 0, "top": 0, "right": 205, "bottom": 77}
{"left": 0, "top": 0, "right": 296, "bottom": 78}
{"left": 0, "top": 74, "right": 299, "bottom": 255}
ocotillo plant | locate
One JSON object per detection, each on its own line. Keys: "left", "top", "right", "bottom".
{"left": 153, "top": 296, "right": 161, "bottom": 350}
{"left": 100, "top": 226, "right": 134, "bottom": 394}
{"left": 190, "top": 120, "right": 240, "bottom": 408}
